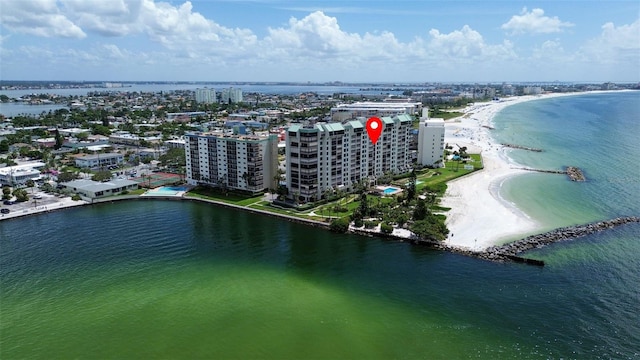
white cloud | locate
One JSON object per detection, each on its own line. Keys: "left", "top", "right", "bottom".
{"left": 531, "top": 39, "right": 571, "bottom": 62}
{"left": 427, "top": 25, "right": 516, "bottom": 61}
{"left": 266, "top": 12, "right": 360, "bottom": 54}
{"left": 502, "top": 8, "right": 573, "bottom": 35}
{"left": 1, "top": 0, "right": 86, "bottom": 38}
{"left": 61, "top": 0, "right": 144, "bottom": 37}
{"left": 580, "top": 19, "right": 640, "bottom": 64}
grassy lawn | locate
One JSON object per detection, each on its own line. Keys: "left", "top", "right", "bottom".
{"left": 185, "top": 187, "right": 264, "bottom": 206}
{"left": 180, "top": 154, "right": 483, "bottom": 227}
{"left": 127, "top": 189, "right": 147, "bottom": 195}
{"left": 430, "top": 110, "right": 464, "bottom": 120}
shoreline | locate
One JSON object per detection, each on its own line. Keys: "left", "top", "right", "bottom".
{"left": 440, "top": 90, "right": 625, "bottom": 251}
{"left": 4, "top": 90, "right": 633, "bottom": 249}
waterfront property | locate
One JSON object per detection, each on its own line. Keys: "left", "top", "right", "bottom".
{"left": 142, "top": 186, "right": 189, "bottom": 197}
{"left": 60, "top": 179, "right": 138, "bottom": 199}
{"left": 417, "top": 109, "right": 445, "bottom": 167}
{"left": 286, "top": 114, "right": 413, "bottom": 203}
{"left": 74, "top": 152, "right": 124, "bottom": 169}
{"left": 185, "top": 132, "right": 278, "bottom": 194}
{"left": 195, "top": 88, "right": 216, "bottom": 104}
{"left": 0, "top": 162, "right": 45, "bottom": 186}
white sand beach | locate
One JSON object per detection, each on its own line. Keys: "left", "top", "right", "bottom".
{"left": 440, "top": 93, "right": 584, "bottom": 251}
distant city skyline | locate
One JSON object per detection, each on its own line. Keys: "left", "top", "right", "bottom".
{"left": 1, "top": 0, "right": 639, "bottom": 83}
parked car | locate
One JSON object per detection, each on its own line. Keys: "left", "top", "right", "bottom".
{"left": 1, "top": 208, "right": 10, "bottom": 214}
{"left": 3, "top": 200, "right": 14, "bottom": 205}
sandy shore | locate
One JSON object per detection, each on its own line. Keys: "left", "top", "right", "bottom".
{"left": 440, "top": 92, "right": 595, "bottom": 251}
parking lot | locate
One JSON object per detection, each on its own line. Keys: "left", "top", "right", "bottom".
{"left": 1, "top": 191, "right": 88, "bottom": 220}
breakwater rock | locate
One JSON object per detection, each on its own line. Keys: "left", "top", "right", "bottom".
{"left": 482, "top": 216, "right": 640, "bottom": 262}
{"left": 566, "top": 166, "right": 585, "bottom": 181}
{"left": 502, "top": 143, "right": 543, "bottom": 152}
{"left": 515, "top": 166, "right": 586, "bottom": 181}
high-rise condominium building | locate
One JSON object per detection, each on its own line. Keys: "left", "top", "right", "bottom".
{"left": 185, "top": 132, "right": 278, "bottom": 194}
{"left": 195, "top": 88, "right": 216, "bottom": 104}
{"left": 417, "top": 109, "right": 445, "bottom": 167}
{"left": 286, "top": 114, "right": 413, "bottom": 203}
{"left": 220, "top": 87, "right": 243, "bottom": 103}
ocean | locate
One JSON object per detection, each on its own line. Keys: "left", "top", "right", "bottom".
{"left": 1, "top": 91, "right": 639, "bottom": 359}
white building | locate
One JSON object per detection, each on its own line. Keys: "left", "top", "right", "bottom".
{"left": 61, "top": 179, "right": 138, "bottom": 199}
{"left": 523, "top": 86, "right": 543, "bottom": 95}
{"left": 75, "top": 153, "right": 124, "bottom": 169}
{"left": 330, "top": 102, "right": 422, "bottom": 121}
{"left": 195, "top": 88, "right": 217, "bottom": 104}
{"left": 417, "top": 109, "right": 445, "bottom": 167}
{"left": 109, "top": 132, "right": 162, "bottom": 146}
{"left": 0, "top": 162, "right": 45, "bottom": 186}
{"left": 185, "top": 132, "right": 278, "bottom": 193}
{"left": 286, "top": 114, "right": 413, "bottom": 203}
{"left": 58, "top": 128, "right": 91, "bottom": 137}
{"left": 220, "top": 87, "right": 243, "bottom": 104}
{"left": 164, "top": 139, "right": 186, "bottom": 149}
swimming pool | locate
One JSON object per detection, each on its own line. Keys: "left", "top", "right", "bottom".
{"left": 145, "top": 186, "right": 188, "bottom": 196}
{"left": 382, "top": 187, "right": 401, "bottom": 195}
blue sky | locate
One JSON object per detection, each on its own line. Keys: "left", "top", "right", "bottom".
{"left": 1, "top": 0, "right": 638, "bottom": 82}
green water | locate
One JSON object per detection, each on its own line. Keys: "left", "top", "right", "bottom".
{"left": 2, "top": 200, "right": 639, "bottom": 359}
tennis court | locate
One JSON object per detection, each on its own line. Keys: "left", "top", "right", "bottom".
{"left": 132, "top": 172, "right": 184, "bottom": 188}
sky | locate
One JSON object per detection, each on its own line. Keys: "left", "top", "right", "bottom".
{"left": 1, "top": 0, "right": 639, "bottom": 83}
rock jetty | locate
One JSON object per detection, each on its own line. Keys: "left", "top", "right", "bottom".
{"left": 502, "top": 143, "right": 543, "bottom": 152}
{"left": 566, "top": 166, "right": 585, "bottom": 181}
{"left": 515, "top": 166, "right": 586, "bottom": 181}
{"left": 481, "top": 216, "right": 640, "bottom": 263}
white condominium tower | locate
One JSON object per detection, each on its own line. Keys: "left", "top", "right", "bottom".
{"left": 195, "top": 88, "right": 216, "bottom": 104}
{"left": 417, "top": 109, "right": 445, "bottom": 167}
{"left": 220, "top": 87, "right": 243, "bottom": 103}
{"left": 185, "top": 132, "right": 278, "bottom": 193}
{"left": 286, "top": 114, "right": 413, "bottom": 203}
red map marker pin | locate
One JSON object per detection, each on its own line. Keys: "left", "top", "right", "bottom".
{"left": 366, "top": 117, "right": 383, "bottom": 145}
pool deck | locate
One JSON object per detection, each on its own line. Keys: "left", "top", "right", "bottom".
{"left": 377, "top": 186, "right": 403, "bottom": 196}
{"left": 141, "top": 187, "right": 189, "bottom": 197}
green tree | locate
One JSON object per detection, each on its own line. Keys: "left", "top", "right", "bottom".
{"left": 406, "top": 169, "right": 417, "bottom": 201}
{"left": 410, "top": 215, "right": 449, "bottom": 242}
{"left": 54, "top": 130, "right": 65, "bottom": 150}
{"left": 159, "top": 148, "right": 186, "bottom": 168}
{"left": 2, "top": 186, "right": 11, "bottom": 200}
{"left": 57, "top": 171, "right": 78, "bottom": 183}
{"left": 329, "top": 217, "right": 350, "bottom": 233}
{"left": 91, "top": 124, "right": 111, "bottom": 136}
{"left": 412, "top": 198, "right": 427, "bottom": 221}
{"left": 92, "top": 170, "right": 112, "bottom": 182}
{"left": 380, "top": 222, "right": 393, "bottom": 234}
{"left": 75, "top": 132, "right": 89, "bottom": 141}
{"left": 357, "top": 192, "right": 369, "bottom": 217}
{"left": 25, "top": 179, "right": 35, "bottom": 192}
{"left": 0, "top": 140, "right": 9, "bottom": 153}
{"left": 12, "top": 188, "right": 28, "bottom": 202}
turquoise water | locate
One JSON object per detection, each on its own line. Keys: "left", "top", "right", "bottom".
{"left": 1, "top": 92, "right": 639, "bottom": 359}
{"left": 383, "top": 186, "right": 401, "bottom": 194}
{"left": 148, "top": 186, "right": 189, "bottom": 195}
{"left": 493, "top": 92, "right": 640, "bottom": 230}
